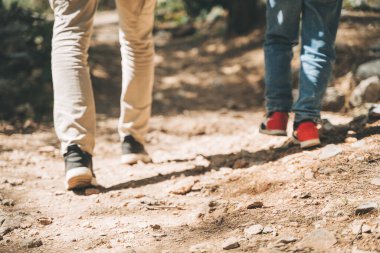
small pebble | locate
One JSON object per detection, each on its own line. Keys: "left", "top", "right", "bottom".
{"left": 247, "top": 201, "right": 263, "bottom": 209}
{"left": 244, "top": 224, "right": 263, "bottom": 236}
{"left": 345, "top": 137, "right": 358, "bottom": 144}
{"left": 38, "top": 217, "right": 53, "bottom": 226}
{"left": 150, "top": 224, "right": 161, "bottom": 230}
{"left": 9, "top": 179, "right": 24, "bottom": 186}
{"left": 362, "top": 224, "right": 372, "bottom": 233}
{"left": 355, "top": 202, "right": 378, "bottom": 215}
{"left": 2, "top": 199, "right": 15, "bottom": 206}
{"left": 222, "top": 237, "right": 240, "bottom": 250}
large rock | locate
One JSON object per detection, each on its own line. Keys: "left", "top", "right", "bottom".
{"left": 355, "top": 59, "right": 380, "bottom": 80}
{"left": 322, "top": 87, "right": 345, "bottom": 111}
{"left": 350, "top": 76, "right": 380, "bottom": 106}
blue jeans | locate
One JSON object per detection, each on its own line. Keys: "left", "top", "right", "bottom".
{"left": 264, "top": 0, "right": 342, "bottom": 125}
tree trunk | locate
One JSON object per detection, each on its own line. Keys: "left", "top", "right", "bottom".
{"left": 226, "top": 0, "right": 265, "bottom": 36}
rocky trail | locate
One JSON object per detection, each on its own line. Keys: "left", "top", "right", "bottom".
{"left": 1, "top": 10, "right": 380, "bottom": 253}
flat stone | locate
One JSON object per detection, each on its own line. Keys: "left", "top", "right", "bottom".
{"left": 351, "top": 140, "right": 366, "bottom": 149}
{"left": 244, "top": 224, "right": 264, "bottom": 237}
{"left": 170, "top": 177, "right": 196, "bottom": 195}
{"left": 222, "top": 237, "right": 240, "bottom": 250}
{"left": 262, "top": 226, "right": 274, "bottom": 234}
{"left": 355, "top": 202, "right": 378, "bottom": 215}
{"left": 350, "top": 219, "right": 364, "bottom": 235}
{"left": 299, "top": 228, "right": 337, "bottom": 250}
{"left": 370, "top": 178, "right": 380, "bottom": 186}
{"left": 319, "top": 145, "right": 343, "bottom": 160}
{"left": 275, "top": 236, "right": 297, "bottom": 244}
{"left": 362, "top": 224, "right": 372, "bottom": 233}
{"left": 304, "top": 169, "right": 315, "bottom": 180}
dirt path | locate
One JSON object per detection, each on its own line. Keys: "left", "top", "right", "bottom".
{"left": 1, "top": 10, "right": 380, "bottom": 253}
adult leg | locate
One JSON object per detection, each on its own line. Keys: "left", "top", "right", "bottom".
{"left": 50, "top": 0, "right": 97, "bottom": 156}
{"left": 50, "top": 0, "right": 98, "bottom": 189}
{"left": 116, "top": 0, "right": 156, "bottom": 145}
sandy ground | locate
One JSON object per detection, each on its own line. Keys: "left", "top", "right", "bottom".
{"left": 1, "top": 9, "right": 380, "bottom": 253}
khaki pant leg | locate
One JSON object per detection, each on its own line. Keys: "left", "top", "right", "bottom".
{"left": 116, "top": 0, "right": 156, "bottom": 144}
{"left": 50, "top": 0, "right": 97, "bottom": 155}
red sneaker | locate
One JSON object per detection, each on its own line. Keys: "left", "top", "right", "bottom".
{"left": 293, "top": 121, "right": 321, "bottom": 148}
{"left": 259, "top": 112, "right": 288, "bottom": 136}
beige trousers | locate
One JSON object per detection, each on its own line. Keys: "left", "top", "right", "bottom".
{"left": 49, "top": 0, "right": 156, "bottom": 155}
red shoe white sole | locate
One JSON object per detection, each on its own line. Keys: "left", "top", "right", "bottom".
{"left": 259, "top": 128, "right": 287, "bottom": 136}
{"left": 292, "top": 136, "right": 321, "bottom": 149}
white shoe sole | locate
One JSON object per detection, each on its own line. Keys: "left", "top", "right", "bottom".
{"left": 292, "top": 137, "right": 321, "bottom": 149}
{"left": 259, "top": 128, "right": 287, "bottom": 136}
{"left": 121, "top": 153, "right": 151, "bottom": 165}
{"left": 65, "top": 167, "right": 98, "bottom": 190}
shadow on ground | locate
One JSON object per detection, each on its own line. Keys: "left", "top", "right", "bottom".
{"left": 101, "top": 118, "right": 380, "bottom": 193}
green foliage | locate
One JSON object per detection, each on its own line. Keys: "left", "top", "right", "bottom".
{"left": 156, "top": 0, "right": 189, "bottom": 25}
{"left": 182, "top": 0, "right": 227, "bottom": 18}
{"left": 0, "top": 0, "right": 53, "bottom": 121}
{"left": 2, "top": 0, "right": 50, "bottom": 12}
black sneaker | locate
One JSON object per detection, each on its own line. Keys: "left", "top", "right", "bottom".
{"left": 64, "top": 145, "right": 97, "bottom": 190}
{"left": 121, "top": 135, "right": 151, "bottom": 164}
